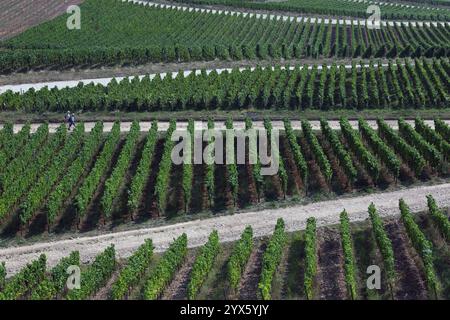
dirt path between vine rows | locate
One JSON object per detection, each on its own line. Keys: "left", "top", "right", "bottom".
{"left": 1, "top": 183, "right": 450, "bottom": 276}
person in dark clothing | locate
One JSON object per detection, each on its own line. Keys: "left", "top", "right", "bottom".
{"left": 68, "top": 113, "right": 76, "bottom": 130}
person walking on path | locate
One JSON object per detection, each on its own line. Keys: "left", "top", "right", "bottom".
{"left": 64, "top": 111, "right": 71, "bottom": 126}
{"left": 68, "top": 113, "right": 76, "bottom": 130}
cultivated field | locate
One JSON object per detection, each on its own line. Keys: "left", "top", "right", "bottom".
{"left": 0, "top": 0, "right": 449, "bottom": 303}
{"left": 0, "top": 0, "right": 83, "bottom": 41}
{"left": 0, "top": 198, "right": 449, "bottom": 300}
{"left": 0, "top": 117, "right": 449, "bottom": 240}
{"left": 1, "top": 0, "right": 449, "bottom": 74}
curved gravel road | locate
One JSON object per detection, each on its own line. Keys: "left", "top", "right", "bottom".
{"left": 1, "top": 182, "right": 449, "bottom": 275}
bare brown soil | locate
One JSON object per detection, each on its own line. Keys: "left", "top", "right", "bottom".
{"left": 238, "top": 242, "right": 266, "bottom": 300}
{"left": 0, "top": 0, "right": 83, "bottom": 41}
{"left": 316, "top": 227, "right": 347, "bottom": 300}
{"left": 384, "top": 219, "right": 428, "bottom": 300}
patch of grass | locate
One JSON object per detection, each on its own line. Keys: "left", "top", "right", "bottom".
{"left": 281, "top": 232, "right": 305, "bottom": 300}
{"left": 351, "top": 222, "right": 390, "bottom": 300}
{"left": 196, "top": 242, "right": 234, "bottom": 300}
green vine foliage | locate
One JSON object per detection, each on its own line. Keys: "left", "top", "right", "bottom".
{"left": 128, "top": 120, "right": 158, "bottom": 214}
{"left": 427, "top": 195, "right": 450, "bottom": 242}
{"left": 339, "top": 210, "right": 358, "bottom": 300}
{"left": 111, "top": 239, "right": 153, "bottom": 300}
{"left": 144, "top": 233, "right": 188, "bottom": 300}
{"left": 227, "top": 226, "right": 254, "bottom": 291}
{"left": 258, "top": 218, "right": 287, "bottom": 300}
{"left": 155, "top": 119, "right": 177, "bottom": 214}
{"left": 304, "top": 217, "right": 317, "bottom": 300}
{"left": 368, "top": 203, "right": 396, "bottom": 291}
{"left": 399, "top": 199, "right": 439, "bottom": 297}
{"left": 67, "top": 245, "right": 116, "bottom": 300}
{"left": 187, "top": 230, "right": 220, "bottom": 299}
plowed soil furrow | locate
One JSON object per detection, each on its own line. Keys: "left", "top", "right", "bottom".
{"left": 384, "top": 220, "right": 428, "bottom": 300}
{"left": 317, "top": 228, "right": 347, "bottom": 300}
{"left": 238, "top": 242, "right": 266, "bottom": 300}
{"left": 161, "top": 251, "right": 196, "bottom": 300}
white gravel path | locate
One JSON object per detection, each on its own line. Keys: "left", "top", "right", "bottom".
{"left": 2, "top": 119, "right": 449, "bottom": 134}
{"left": 1, "top": 182, "right": 449, "bottom": 275}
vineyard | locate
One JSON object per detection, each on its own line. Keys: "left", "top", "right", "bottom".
{"left": 0, "top": 197, "right": 449, "bottom": 300}
{"left": 1, "top": 59, "right": 449, "bottom": 112}
{"left": 0, "top": 117, "right": 449, "bottom": 238}
{"left": 1, "top": 0, "right": 450, "bottom": 74}
{"left": 1, "top": 0, "right": 450, "bottom": 305}
{"left": 174, "top": 0, "right": 450, "bottom": 21}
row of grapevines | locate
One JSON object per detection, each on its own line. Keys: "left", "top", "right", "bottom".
{"left": 0, "top": 123, "right": 30, "bottom": 177}
{"left": 19, "top": 124, "right": 86, "bottom": 226}
{"left": 187, "top": 230, "right": 220, "bottom": 299}
{"left": 320, "top": 119, "right": 357, "bottom": 183}
{"left": 75, "top": 122, "right": 120, "bottom": 220}
{"left": 128, "top": 121, "right": 158, "bottom": 213}
{"left": 0, "top": 123, "right": 13, "bottom": 149}
{"left": 67, "top": 245, "right": 116, "bottom": 300}
{"left": 47, "top": 122, "right": 104, "bottom": 225}
{"left": 339, "top": 210, "right": 357, "bottom": 300}
{"left": 4, "top": 58, "right": 450, "bottom": 112}
{"left": 0, "top": 262, "right": 5, "bottom": 290}
{"left": 154, "top": 119, "right": 177, "bottom": 214}
{"left": 111, "top": 239, "right": 153, "bottom": 300}
{"left": 101, "top": 121, "right": 140, "bottom": 218}
{"left": 283, "top": 119, "right": 308, "bottom": 184}
{"left": 376, "top": 118, "right": 425, "bottom": 175}
{"left": 143, "top": 233, "right": 188, "bottom": 300}
{"left": 414, "top": 118, "right": 450, "bottom": 160}
{"left": 368, "top": 203, "right": 396, "bottom": 290}
{"left": 304, "top": 217, "right": 317, "bottom": 300}
{"left": 30, "top": 251, "right": 80, "bottom": 300}
{"left": 434, "top": 119, "right": 450, "bottom": 142}
{"left": 0, "top": 254, "right": 46, "bottom": 300}
{"left": 398, "top": 118, "right": 442, "bottom": 167}
{"left": 301, "top": 120, "right": 332, "bottom": 182}
{"left": 204, "top": 119, "right": 215, "bottom": 207}
{"left": 340, "top": 118, "right": 380, "bottom": 180}
{"left": 358, "top": 118, "right": 401, "bottom": 178}
{"left": 399, "top": 199, "right": 439, "bottom": 297}
{"left": 225, "top": 118, "right": 239, "bottom": 206}
{"left": 245, "top": 118, "right": 264, "bottom": 202}
{"left": 0, "top": 125, "right": 66, "bottom": 220}
{"left": 258, "top": 218, "right": 287, "bottom": 300}
{"left": 426, "top": 195, "right": 450, "bottom": 242}
{"left": 264, "top": 119, "right": 288, "bottom": 197}
{"left": 0, "top": 123, "right": 48, "bottom": 190}
{"left": 182, "top": 120, "right": 195, "bottom": 213}
{"left": 227, "top": 226, "right": 253, "bottom": 291}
